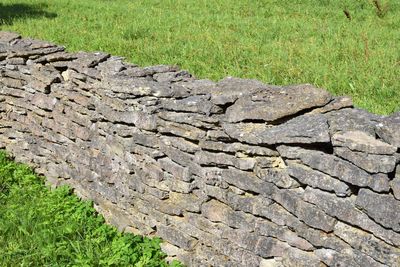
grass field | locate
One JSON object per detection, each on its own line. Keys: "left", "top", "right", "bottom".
{"left": 0, "top": 151, "right": 182, "bottom": 266}
{"left": 0, "top": 0, "right": 399, "bottom": 114}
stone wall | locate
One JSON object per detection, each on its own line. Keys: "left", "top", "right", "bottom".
{"left": 1, "top": 32, "right": 399, "bottom": 266}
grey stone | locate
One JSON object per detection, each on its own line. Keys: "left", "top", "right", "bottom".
{"left": 355, "top": 188, "right": 400, "bottom": 232}
{"left": 158, "top": 119, "right": 206, "bottom": 141}
{"left": 281, "top": 247, "right": 322, "bottom": 267}
{"left": 332, "top": 130, "right": 397, "bottom": 155}
{"left": 375, "top": 112, "right": 400, "bottom": 148}
{"left": 326, "top": 108, "right": 382, "bottom": 136}
{"left": 334, "top": 146, "right": 397, "bottom": 173}
{"left": 286, "top": 161, "right": 351, "bottom": 196}
{"left": 194, "top": 150, "right": 256, "bottom": 170}
{"left": 303, "top": 187, "right": 400, "bottom": 247}
{"left": 307, "top": 96, "right": 353, "bottom": 114}
{"left": 157, "top": 111, "right": 219, "bottom": 129}
{"left": 272, "top": 188, "right": 337, "bottom": 232}
{"left": 334, "top": 222, "right": 400, "bottom": 266}
{"left": 224, "top": 84, "right": 331, "bottom": 123}
{"left": 157, "top": 225, "right": 198, "bottom": 251}
{"left": 161, "top": 95, "right": 221, "bottom": 115}
{"left": 255, "top": 166, "right": 300, "bottom": 189}
{"left": 0, "top": 31, "right": 21, "bottom": 43}
{"left": 223, "top": 114, "right": 330, "bottom": 145}
{"left": 277, "top": 145, "right": 390, "bottom": 192}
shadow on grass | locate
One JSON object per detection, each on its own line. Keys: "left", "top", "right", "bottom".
{"left": 0, "top": 3, "right": 57, "bottom": 25}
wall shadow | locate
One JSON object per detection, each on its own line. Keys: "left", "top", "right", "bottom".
{"left": 0, "top": 3, "right": 57, "bottom": 26}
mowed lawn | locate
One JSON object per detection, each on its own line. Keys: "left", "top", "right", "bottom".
{"left": 0, "top": 0, "right": 399, "bottom": 114}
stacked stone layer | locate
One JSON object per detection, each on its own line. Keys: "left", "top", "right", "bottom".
{"left": 1, "top": 32, "right": 399, "bottom": 266}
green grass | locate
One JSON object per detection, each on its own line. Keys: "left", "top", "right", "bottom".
{"left": 0, "top": 151, "right": 182, "bottom": 266}
{"left": 1, "top": 0, "right": 399, "bottom": 114}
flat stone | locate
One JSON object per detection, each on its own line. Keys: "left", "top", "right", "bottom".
{"left": 286, "top": 161, "right": 351, "bottom": 196}
{"left": 303, "top": 187, "right": 400, "bottom": 247}
{"left": 272, "top": 188, "right": 337, "bottom": 232}
{"left": 326, "top": 108, "right": 382, "bottom": 136}
{"left": 31, "top": 93, "right": 58, "bottom": 111}
{"left": 195, "top": 150, "right": 256, "bottom": 171}
{"left": 307, "top": 96, "right": 353, "bottom": 114}
{"left": 255, "top": 167, "right": 300, "bottom": 189}
{"left": 355, "top": 189, "right": 400, "bottom": 232}
{"left": 224, "top": 84, "right": 331, "bottom": 123}
{"left": 223, "top": 114, "right": 330, "bottom": 145}
{"left": 332, "top": 130, "right": 397, "bottom": 155}
{"left": 391, "top": 168, "right": 400, "bottom": 200}
{"left": 157, "top": 111, "right": 219, "bottom": 129}
{"left": 211, "top": 77, "right": 268, "bottom": 105}
{"left": 157, "top": 225, "right": 198, "bottom": 251}
{"left": 158, "top": 120, "right": 206, "bottom": 141}
{"left": 334, "top": 222, "right": 400, "bottom": 266}
{"left": 281, "top": 247, "right": 322, "bottom": 267}
{"left": 334, "top": 146, "right": 396, "bottom": 173}
{"left": 161, "top": 95, "right": 221, "bottom": 115}
{"left": 277, "top": 145, "right": 390, "bottom": 192}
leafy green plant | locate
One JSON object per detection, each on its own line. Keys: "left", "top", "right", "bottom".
{"left": 0, "top": 151, "right": 183, "bottom": 266}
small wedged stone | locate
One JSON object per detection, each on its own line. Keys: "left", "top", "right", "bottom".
{"left": 160, "top": 136, "right": 199, "bottom": 154}
{"left": 334, "top": 146, "right": 396, "bottom": 173}
{"left": 157, "top": 111, "right": 219, "bottom": 129}
{"left": 158, "top": 119, "right": 206, "bottom": 141}
{"left": 224, "top": 83, "right": 331, "bottom": 123}
{"left": 277, "top": 145, "right": 390, "bottom": 192}
{"left": 355, "top": 189, "right": 400, "bottom": 232}
{"left": 286, "top": 161, "right": 351, "bottom": 196}
{"left": 195, "top": 150, "right": 256, "bottom": 170}
{"left": 391, "top": 166, "right": 400, "bottom": 200}
{"left": 307, "top": 96, "right": 353, "bottom": 115}
{"left": 223, "top": 114, "right": 330, "bottom": 145}
{"left": 334, "top": 222, "right": 400, "bottom": 266}
{"left": 153, "top": 70, "right": 193, "bottom": 83}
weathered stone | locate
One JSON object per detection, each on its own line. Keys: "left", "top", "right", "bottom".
{"left": 223, "top": 114, "right": 330, "bottom": 145}
{"left": 158, "top": 120, "right": 206, "bottom": 141}
{"left": 158, "top": 111, "right": 219, "bottom": 129}
{"left": 160, "top": 136, "right": 199, "bottom": 154}
{"left": 161, "top": 95, "right": 221, "bottom": 115}
{"left": 308, "top": 96, "right": 353, "bottom": 114}
{"left": 303, "top": 187, "right": 400, "bottom": 246}
{"left": 334, "top": 222, "right": 400, "bottom": 266}
{"left": 157, "top": 225, "right": 198, "bottom": 251}
{"left": 281, "top": 247, "right": 323, "bottom": 267}
{"left": 332, "top": 130, "right": 397, "bottom": 155}
{"left": 277, "top": 145, "right": 390, "bottom": 192}
{"left": 286, "top": 161, "right": 351, "bottom": 196}
{"left": 355, "top": 189, "right": 400, "bottom": 232}
{"left": 391, "top": 170, "right": 400, "bottom": 200}
{"left": 195, "top": 150, "right": 256, "bottom": 170}
{"left": 224, "top": 84, "right": 331, "bottom": 123}
{"left": 375, "top": 112, "right": 400, "bottom": 148}
{"left": 272, "top": 188, "right": 337, "bottom": 232}
{"left": 255, "top": 166, "right": 300, "bottom": 189}
{"left": 326, "top": 108, "right": 382, "bottom": 136}
{"left": 334, "top": 146, "right": 396, "bottom": 173}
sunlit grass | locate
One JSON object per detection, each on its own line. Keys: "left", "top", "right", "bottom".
{"left": 0, "top": 0, "right": 399, "bottom": 114}
{"left": 0, "top": 151, "right": 182, "bottom": 266}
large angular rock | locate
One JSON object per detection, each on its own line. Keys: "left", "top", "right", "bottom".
{"left": 355, "top": 189, "right": 400, "bottom": 232}
{"left": 277, "top": 145, "right": 390, "bottom": 192}
{"left": 224, "top": 84, "right": 331, "bottom": 123}
{"left": 161, "top": 95, "right": 221, "bottom": 115}
{"left": 223, "top": 114, "right": 330, "bottom": 145}
{"left": 0, "top": 31, "right": 21, "bottom": 43}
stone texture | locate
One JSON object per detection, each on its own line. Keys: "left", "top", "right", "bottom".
{"left": 1, "top": 32, "right": 399, "bottom": 267}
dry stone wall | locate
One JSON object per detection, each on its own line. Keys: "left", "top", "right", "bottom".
{"left": 1, "top": 32, "right": 399, "bottom": 267}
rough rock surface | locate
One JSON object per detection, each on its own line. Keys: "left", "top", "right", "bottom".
{"left": 1, "top": 32, "right": 399, "bottom": 267}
